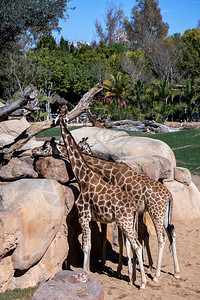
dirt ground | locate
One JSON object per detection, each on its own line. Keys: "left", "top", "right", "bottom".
{"left": 71, "top": 174, "right": 200, "bottom": 300}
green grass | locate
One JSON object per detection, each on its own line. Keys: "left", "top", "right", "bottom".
{"left": 36, "top": 126, "right": 81, "bottom": 138}
{"left": 127, "top": 129, "right": 200, "bottom": 175}
{"left": 0, "top": 286, "right": 37, "bottom": 300}
{"left": 36, "top": 125, "right": 200, "bottom": 176}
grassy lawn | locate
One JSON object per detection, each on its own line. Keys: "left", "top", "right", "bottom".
{"left": 36, "top": 126, "right": 81, "bottom": 138}
{"left": 36, "top": 126, "right": 200, "bottom": 176}
{"left": 0, "top": 286, "right": 37, "bottom": 300}
{"left": 128, "top": 129, "right": 200, "bottom": 175}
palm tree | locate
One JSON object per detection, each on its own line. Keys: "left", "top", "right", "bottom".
{"left": 174, "top": 80, "right": 200, "bottom": 121}
{"left": 103, "top": 72, "right": 131, "bottom": 107}
{"left": 146, "top": 78, "right": 174, "bottom": 122}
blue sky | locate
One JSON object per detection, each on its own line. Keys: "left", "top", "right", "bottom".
{"left": 53, "top": 0, "right": 200, "bottom": 43}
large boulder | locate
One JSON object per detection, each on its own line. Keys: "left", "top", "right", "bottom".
{"left": 117, "top": 155, "right": 171, "bottom": 181}
{"left": 0, "top": 158, "right": 38, "bottom": 181}
{"left": 35, "top": 157, "right": 74, "bottom": 184}
{"left": 0, "top": 117, "right": 31, "bottom": 137}
{"left": 164, "top": 180, "right": 200, "bottom": 222}
{"left": 0, "top": 133, "right": 42, "bottom": 151}
{"left": 71, "top": 127, "right": 176, "bottom": 181}
{"left": 0, "top": 178, "right": 68, "bottom": 292}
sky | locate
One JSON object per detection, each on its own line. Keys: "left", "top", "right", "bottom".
{"left": 53, "top": 0, "right": 200, "bottom": 44}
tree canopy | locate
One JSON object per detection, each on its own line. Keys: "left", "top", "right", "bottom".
{"left": 0, "top": 0, "right": 71, "bottom": 52}
{"left": 124, "top": 0, "right": 169, "bottom": 51}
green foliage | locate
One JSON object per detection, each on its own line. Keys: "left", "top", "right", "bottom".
{"left": 181, "top": 28, "right": 200, "bottom": 79}
{"left": 103, "top": 72, "right": 131, "bottom": 107}
{"left": 1, "top": 1, "right": 200, "bottom": 124}
{"left": 124, "top": 0, "right": 169, "bottom": 51}
{"left": 29, "top": 91, "right": 53, "bottom": 121}
{"left": 0, "top": 0, "right": 71, "bottom": 52}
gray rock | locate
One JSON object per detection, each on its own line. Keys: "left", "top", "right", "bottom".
{"left": 31, "top": 270, "right": 104, "bottom": 300}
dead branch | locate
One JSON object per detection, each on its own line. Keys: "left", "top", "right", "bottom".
{"left": 0, "top": 83, "right": 102, "bottom": 160}
{"left": 0, "top": 85, "right": 38, "bottom": 122}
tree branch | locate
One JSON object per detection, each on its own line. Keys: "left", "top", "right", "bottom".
{"left": 0, "top": 83, "right": 102, "bottom": 160}
{"left": 0, "top": 85, "right": 38, "bottom": 122}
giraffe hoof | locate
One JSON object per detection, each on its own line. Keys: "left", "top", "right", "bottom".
{"left": 153, "top": 276, "right": 158, "bottom": 282}
{"left": 139, "top": 283, "right": 146, "bottom": 290}
{"left": 174, "top": 273, "right": 180, "bottom": 279}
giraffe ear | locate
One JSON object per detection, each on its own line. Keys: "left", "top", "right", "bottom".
{"left": 50, "top": 137, "right": 56, "bottom": 146}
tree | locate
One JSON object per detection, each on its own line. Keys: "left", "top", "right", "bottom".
{"left": 0, "top": 0, "right": 72, "bottom": 52}
{"left": 103, "top": 72, "right": 130, "bottom": 107}
{"left": 121, "top": 49, "right": 152, "bottom": 82}
{"left": 95, "top": 2, "right": 124, "bottom": 45}
{"left": 124, "top": 0, "right": 169, "bottom": 52}
{"left": 148, "top": 35, "right": 184, "bottom": 83}
{"left": 181, "top": 28, "right": 200, "bottom": 79}
{"left": 173, "top": 80, "right": 200, "bottom": 121}
{"left": 36, "top": 35, "right": 57, "bottom": 51}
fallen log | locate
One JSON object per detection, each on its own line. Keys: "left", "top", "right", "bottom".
{"left": 0, "top": 83, "right": 102, "bottom": 160}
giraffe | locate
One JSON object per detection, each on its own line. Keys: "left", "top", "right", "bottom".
{"left": 78, "top": 137, "right": 93, "bottom": 155}
{"left": 32, "top": 133, "right": 180, "bottom": 283}
{"left": 57, "top": 115, "right": 147, "bottom": 289}
{"left": 32, "top": 138, "right": 152, "bottom": 279}
{"left": 76, "top": 136, "right": 152, "bottom": 272}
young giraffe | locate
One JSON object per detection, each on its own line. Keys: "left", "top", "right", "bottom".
{"left": 57, "top": 114, "right": 147, "bottom": 289}
{"left": 32, "top": 132, "right": 180, "bottom": 283}
{"left": 78, "top": 137, "right": 93, "bottom": 155}
{"left": 32, "top": 138, "right": 152, "bottom": 279}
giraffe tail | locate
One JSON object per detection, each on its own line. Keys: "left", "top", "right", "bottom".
{"left": 164, "top": 194, "right": 174, "bottom": 245}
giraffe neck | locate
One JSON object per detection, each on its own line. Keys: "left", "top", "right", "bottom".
{"left": 60, "top": 118, "right": 90, "bottom": 182}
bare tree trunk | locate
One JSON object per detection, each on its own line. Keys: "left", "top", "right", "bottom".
{"left": 0, "top": 84, "right": 102, "bottom": 160}
{"left": 0, "top": 85, "right": 38, "bottom": 122}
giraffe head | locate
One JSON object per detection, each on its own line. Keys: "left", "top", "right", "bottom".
{"left": 77, "top": 137, "right": 93, "bottom": 155}
{"left": 32, "top": 139, "right": 54, "bottom": 157}
{"left": 32, "top": 136, "right": 92, "bottom": 158}
{"left": 54, "top": 105, "right": 69, "bottom": 125}
{"left": 32, "top": 137, "right": 68, "bottom": 158}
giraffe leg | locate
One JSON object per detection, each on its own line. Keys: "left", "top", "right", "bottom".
{"left": 124, "top": 237, "right": 135, "bottom": 284}
{"left": 133, "top": 242, "right": 146, "bottom": 289}
{"left": 144, "top": 233, "right": 153, "bottom": 268}
{"left": 76, "top": 197, "right": 91, "bottom": 273}
{"left": 138, "top": 214, "right": 153, "bottom": 268}
{"left": 153, "top": 229, "right": 166, "bottom": 281}
{"left": 165, "top": 224, "right": 180, "bottom": 279}
{"left": 117, "top": 226, "right": 123, "bottom": 275}
{"left": 100, "top": 223, "right": 107, "bottom": 268}
{"left": 164, "top": 199, "right": 180, "bottom": 279}
{"left": 118, "top": 223, "right": 146, "bottom": 289}
{"left": 82, "top": 224, "right": 91, "bottom": 273}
